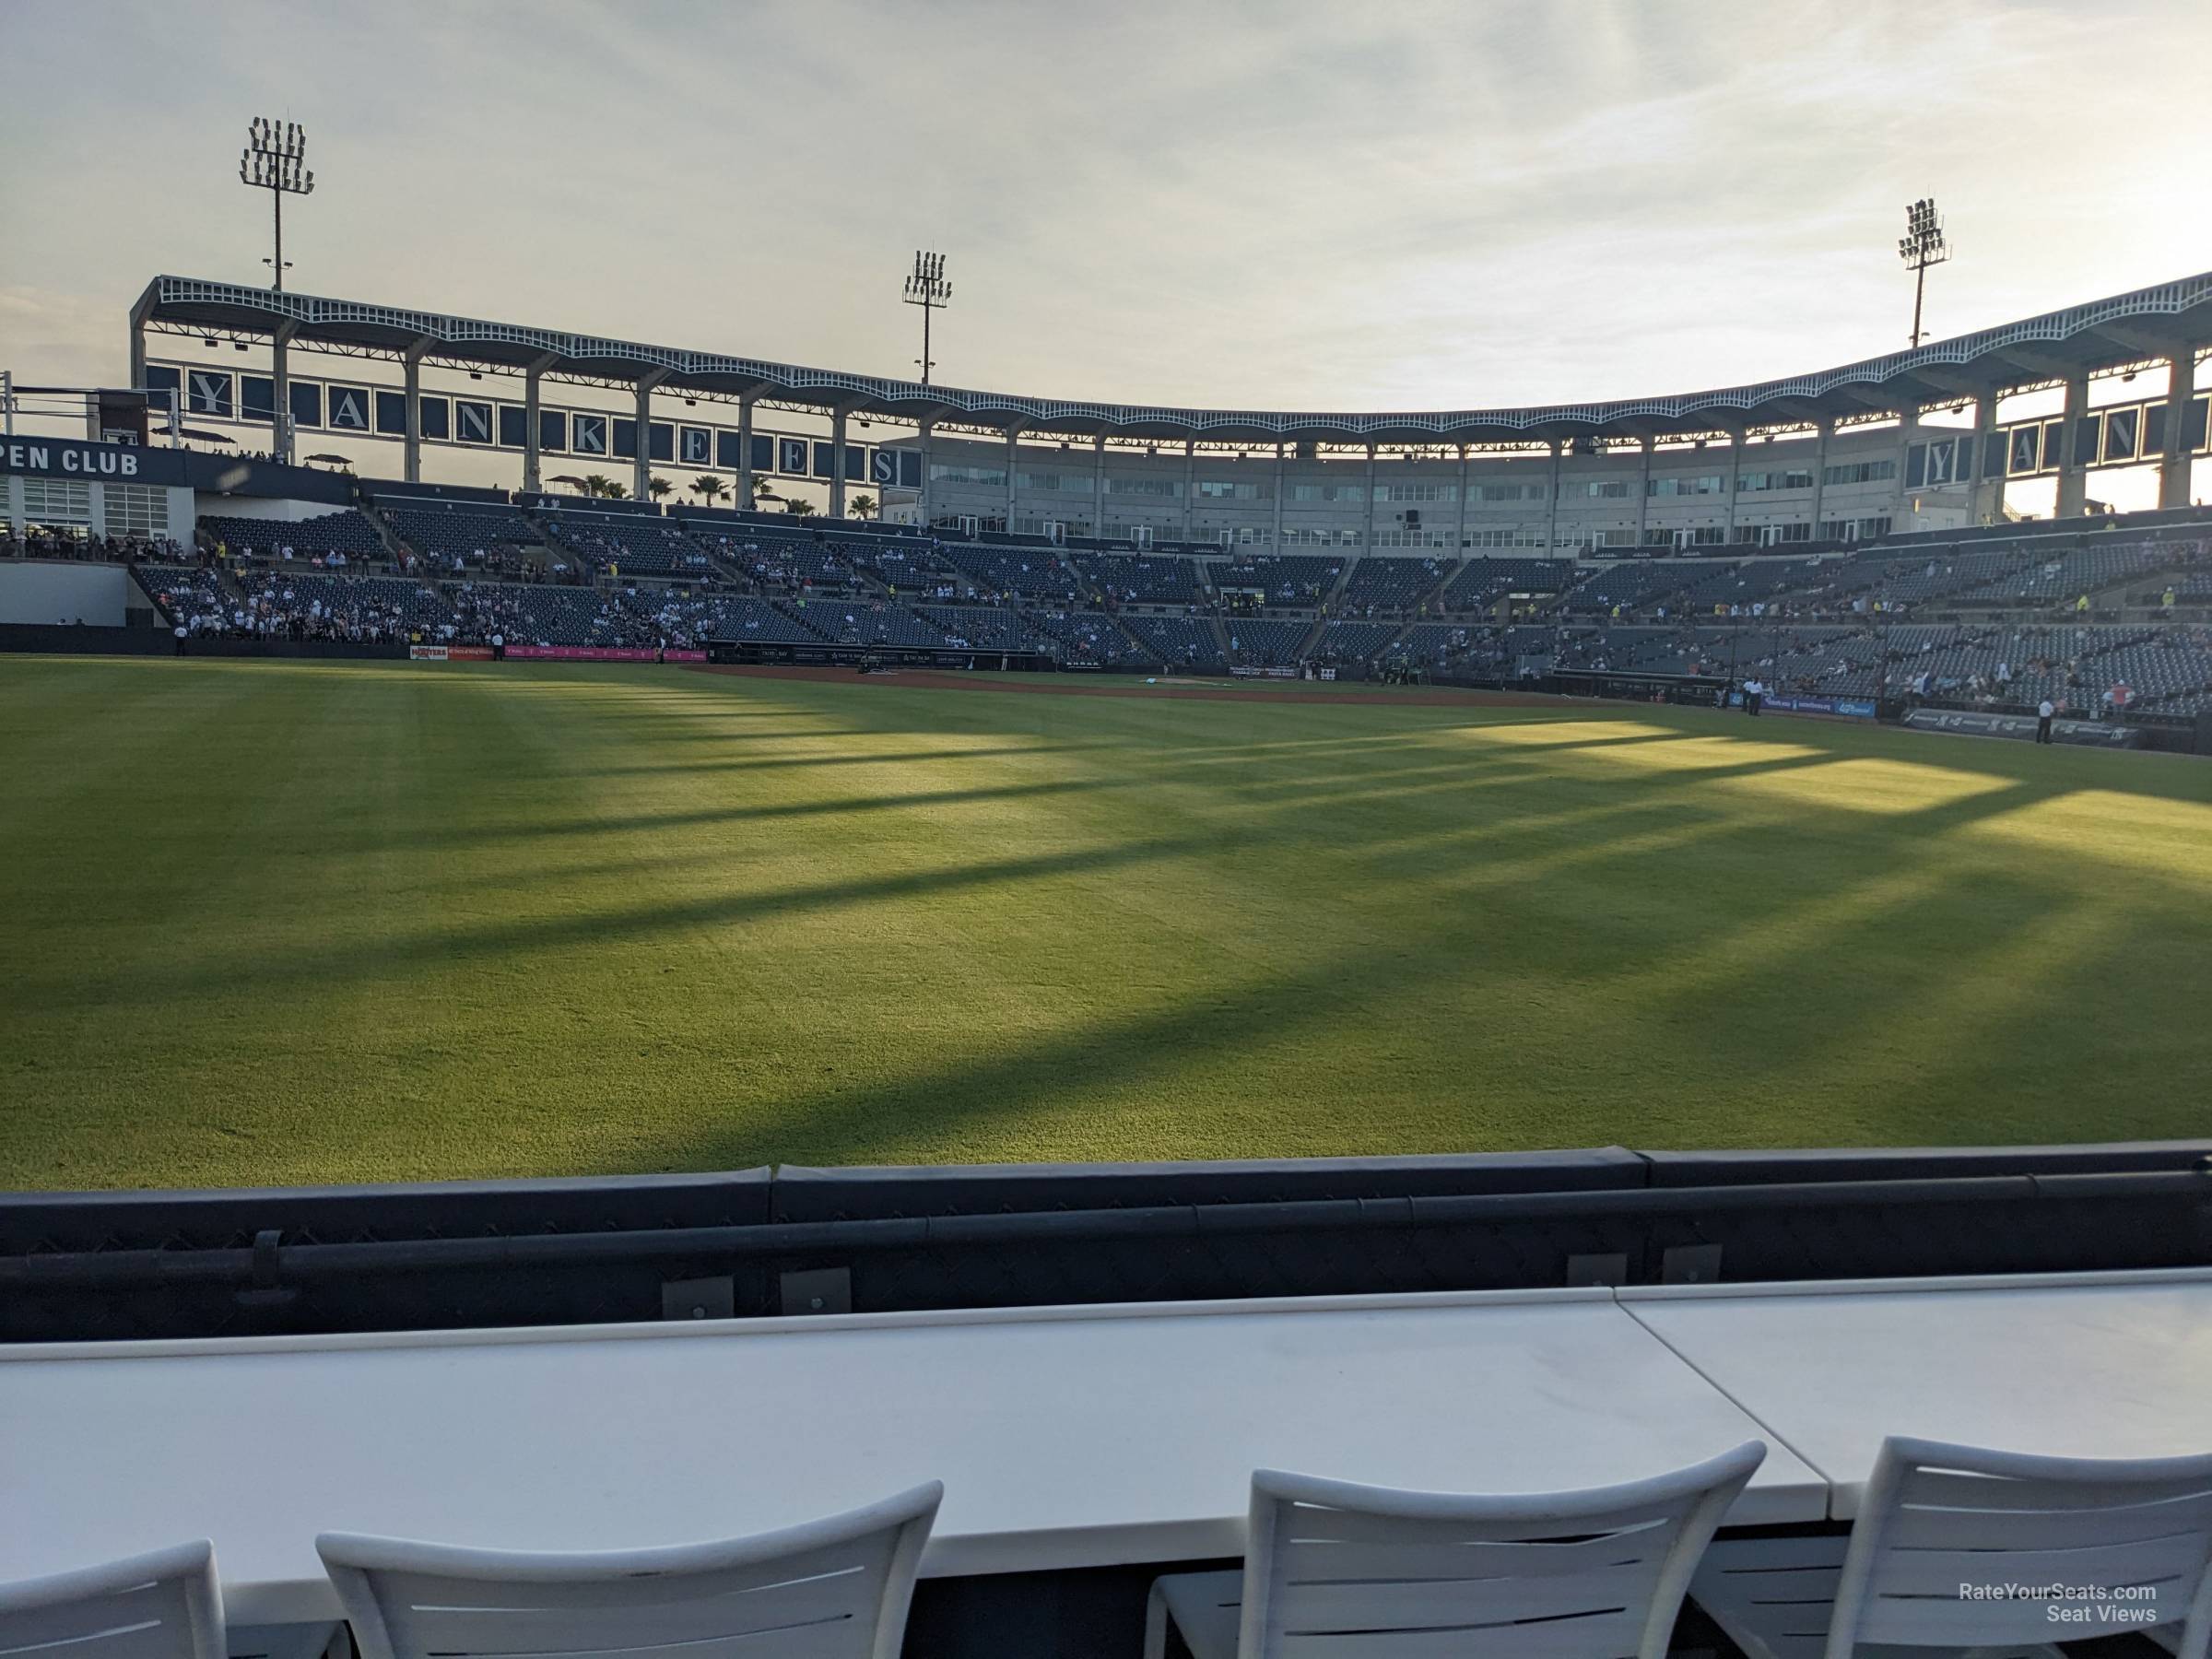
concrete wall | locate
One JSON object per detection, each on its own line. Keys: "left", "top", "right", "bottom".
{"left": 0, "top": 560, "right": 129, "bottom": 626}
{"left": 189, "top": 495, "right": 350, "bottom": 523}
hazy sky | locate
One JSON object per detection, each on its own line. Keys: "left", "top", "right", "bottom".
{"left": 4, "top": 0, "right": 2210, "bottom": 414}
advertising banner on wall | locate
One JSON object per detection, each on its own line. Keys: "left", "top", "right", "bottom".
{"left": 1725, "top": 690, "right": 1876, "bottom": 718}
{"left": 1903, "top": 708, "right": 2142, "bottom": 748}
{"left": 504, "top": 645, "right": 708, "bottom": 663}
{"left": 1766, "top": 693, "right": 1876, "bottom": 718}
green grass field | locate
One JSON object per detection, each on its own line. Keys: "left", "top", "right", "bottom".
{"left": 4, "top": 655, "right": 2209, "bottom": 1191}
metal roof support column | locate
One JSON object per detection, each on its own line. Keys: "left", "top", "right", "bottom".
{"left": 1807, "top": 417, "right": 1834, "bottom": 542}
{"left": 2160, "top": 347, "right": 2199, "bottom": 510}
{"left": 1182, "top": 441, "right": 1195, "bottom": 544}
{"left": 270, "top": 322, "right": 298, "bottom": 465}
{"left": 2054, "top": 370, "right": 2089, "bottom": 517}
{"left": 735, "top": 394, "right": 755, "bottom": 512}
{"left": 1003, "top": 423, "right": 1022, "bottom": 532}
{"left": 631, "top": 369, "right": 670, "bottom": 504}
{"left": 830, "top": 406, "right": 849, "bottom": 520}
{"left": 1363, "top": 444, "right": 1377, "bottom": 550}
{"left": 1724, "top": 429, "right": 1747, "bottom": 544}
{"left": 523, "top": 353, "right": 558, "bottom": 495}
{"left": 1453, "top": 445, "right": 1470, "bottom": 555}
{"left": 1093, "top": 435, "right": 1107, "bottom": 541}
{"left": 1546, "top": 441, "right": 1562, "bottom": 553}
{"left": 402, "top": 339, "right": 429, "bottom": 485}
{"left": 1968, "top": 391, "right": 2002, "bottom": 525}
{"left": 917, "top": 416, "right": 936, "bottom": 528}
{"left": 1272, "top": 442, "right": 1285, "bottom": 550}
{"left": 1892, "top": 406, "right": 1916, "bottom": 534}
{"left": 1634, "top": 436, "right": 1653, "bottom": 547}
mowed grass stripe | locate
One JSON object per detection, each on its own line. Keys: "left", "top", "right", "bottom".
{"left": 2, "top": 656, "right": 2207, "bottom": 1189}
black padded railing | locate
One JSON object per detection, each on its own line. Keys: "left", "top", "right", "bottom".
{"left": 4, "top": 1144, "right": 2206, "bottom": 1344}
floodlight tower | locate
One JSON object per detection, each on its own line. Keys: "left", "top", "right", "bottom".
{"left": 1897, "top": 197, "right": 1949, "bottom": 349}
{"left": 241, "top": 118, "right": 314, "bottom": 291}
{"left": 902, "top": 250, "right": 952, "bottom": 385}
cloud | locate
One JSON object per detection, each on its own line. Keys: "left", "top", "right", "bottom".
{"left": 2, "top": 0, "right": 2207, "bottom": 420}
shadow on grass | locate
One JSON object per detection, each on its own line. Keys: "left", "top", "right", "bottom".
{"left": 8, "top": 830, "right": 1221, "bottom": 1018}
{"left": 597, "top": 765, "right": 2142, "bottom": 1171}
{"left": 21, "top": 680, "right": 2209, "bottom": 1179}
{"left": 334, "top": 773, "right": 1147, "bottom": 856}
{"left": 17, "top": 734, "right": 1868, "bottom": 1023}
{"left": 562, "top": 742, "right": 1101, "bottom": 780}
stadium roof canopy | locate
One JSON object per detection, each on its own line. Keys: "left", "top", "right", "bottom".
{"left": 133, "top": 270, "right": 2212, "bottom": 446}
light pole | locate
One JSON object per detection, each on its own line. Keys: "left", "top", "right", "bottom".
{"left": 1897, "top": 197, "right": 1949, "bottom": 349}
{"left": 902, "top": 250, "right": 951, "bottom": 385}
{"left": 240, "top": 118, "right": 314, "bottom": 291}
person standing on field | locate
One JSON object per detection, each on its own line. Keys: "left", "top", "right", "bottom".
{"left": 2036, "top": 697, "right": 2055, "bottom": 744}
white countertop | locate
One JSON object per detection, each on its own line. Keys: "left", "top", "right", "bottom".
{"left": 0, "top": 1288, "right": 1821, "bottom": 1622}
{"left": 1623, "top": 1268, "right": 2212, "bottom": 1517}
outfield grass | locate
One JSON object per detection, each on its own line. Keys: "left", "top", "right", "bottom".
{"left": 4, "top": 655, "right": 2209, "bottom": 1190}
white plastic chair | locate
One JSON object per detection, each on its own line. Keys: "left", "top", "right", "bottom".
{"left": 0, "top": 1541, "right": 224, "bottom": 1659}
{"left": 225, "top": 1622, "right": 344, "bottom": 1659}
{"left": 1691, "top": 1436, "right": 2212, "bottom": 1659}
{"left": 318, "top": 1481, "right": 941, "bottom": 1659}
{"left": 1145, "top": 1441, "right": 1765, "bottom": 1659}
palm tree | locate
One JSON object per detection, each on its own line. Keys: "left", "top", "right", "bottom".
{"left": 747, "top": 477, "right": 775, "bottom": 508}
{"left": 782, "top": 495, "right": 815, "bottom": 516}
{"left": 602, "top": 480, "right": 629, "bottom": 500}
{"left": 850, "top": 493, "right": 877, "bottom": 522}
{"left": 580, "top": 474, "right": 618, "bottom": 498}
{"left": 648, "top": 476, "right": 673, "bottom": 505}
{"left": 689, "top": 475, "right": 728, "bottom": 509}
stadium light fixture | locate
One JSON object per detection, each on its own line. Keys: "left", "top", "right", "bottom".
{"left": 1896, "top": 197, "right": 1950, "bottom": 349}
{"left": 239, "top": 117, "right": 314, "bottom": 293}
{"left": 902, "top": 250, "right": 952, "bottom": 386}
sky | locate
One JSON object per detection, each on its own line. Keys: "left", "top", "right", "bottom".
{"left": 3, "top": 0, "right": 2210, "bottom": 418}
